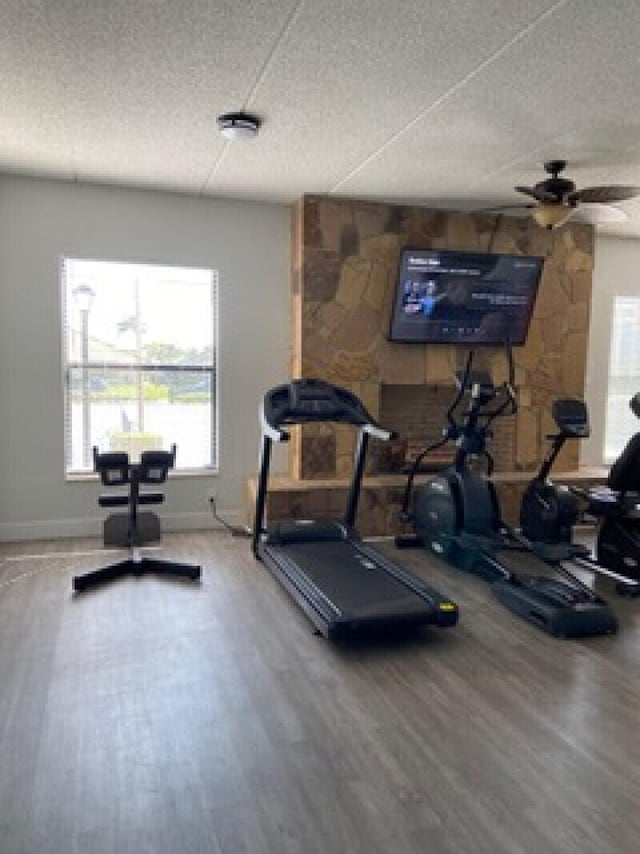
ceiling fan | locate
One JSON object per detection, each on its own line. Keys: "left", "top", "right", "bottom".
{"left": 496, "top": 160, "right": 640, "bottom": 229}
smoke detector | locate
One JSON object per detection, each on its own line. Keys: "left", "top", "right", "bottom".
{"left": 216, "top": 111, "right": 261, "bottom": 141}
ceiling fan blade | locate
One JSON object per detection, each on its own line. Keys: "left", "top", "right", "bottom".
{"left": 569, "top": 185, "right": 640, "bottom": 204}
{"left": 514, "top": 185, "right": 556, "bottom": 202}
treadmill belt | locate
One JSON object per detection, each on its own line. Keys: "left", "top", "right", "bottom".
{"left": 275, "top": 540, "right": 431, "bottom": 617}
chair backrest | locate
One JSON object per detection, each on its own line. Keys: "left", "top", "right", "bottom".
{"left": 94, "top": 450, "right": 130, "bottom": 486}
{"left": 608, "top": 432, "right": 640, "bottom": 493}
{"left": 93, "top": 447, "right": 177, "bottom": 537}
{"left": 93, "top": 445, "right": 177, "bottom": 487}
{"left": 138, "top": 449, "right": 175, "bottom": 484}
{"left": 606, "top": 395, "right": 640, "bottom": 493}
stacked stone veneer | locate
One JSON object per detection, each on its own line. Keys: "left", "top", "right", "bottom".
{"left": 253, "top": 195, "right": 596, "bottom": 534}
{"left": 291, "top": 196, "right": 593, "bottom": 479}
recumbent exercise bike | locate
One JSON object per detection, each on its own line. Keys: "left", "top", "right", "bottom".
{"left": 520, "top": 394, "right": 640, "bottom": 595}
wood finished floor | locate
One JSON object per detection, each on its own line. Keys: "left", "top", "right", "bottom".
{"left": 1, "top": 531, "right": 639, "bottom": 854}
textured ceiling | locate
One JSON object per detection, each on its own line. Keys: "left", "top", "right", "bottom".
{"left": 3, "top": 0, "right": 640, "bottom": 235}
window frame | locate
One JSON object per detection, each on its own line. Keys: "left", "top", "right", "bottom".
{"left": 584, "top": 244, "right": 640, "bottom": 468}
{"left": 602, "top": 294, "right": 640, "bottom": 464}
{"left": 61, "top": 255, "right": 219, "bottom": 478}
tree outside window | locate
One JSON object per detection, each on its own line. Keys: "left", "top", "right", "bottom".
{"left": 62, "top": 258, "right": 218, "bottom": 473}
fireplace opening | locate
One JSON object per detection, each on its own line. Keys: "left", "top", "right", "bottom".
{"left": 378, "top": 383, "right": 515, "bottom": 473}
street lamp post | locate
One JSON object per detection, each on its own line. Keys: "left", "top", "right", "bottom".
{"left": 73, "top": 284, "right": 95, "bottom": 469}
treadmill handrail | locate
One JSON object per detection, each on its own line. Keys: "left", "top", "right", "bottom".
{"left": 260, "top": 378, "right": 394, "bottom": 440}
{"left": 363, "top": 422, "right": 393, "bottom": 441}
{"left": 253, "top": 379, "right": 395, "bottom": 554}
{"left": 259, "top": 399, "right": 290, "bottom": 443}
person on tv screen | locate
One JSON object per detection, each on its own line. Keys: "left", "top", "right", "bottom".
{"left": 403, "top": 280, "right": 423, "bottom": 314}
{"left": 419, "top": 281, "right": 446, "bottom": 316}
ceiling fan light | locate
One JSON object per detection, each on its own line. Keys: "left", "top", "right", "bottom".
{"left": 532, "top": 203, "right": 573, "bottom": 229}
{"left": 216, "top": 111, "right": 261, "bottom": 141}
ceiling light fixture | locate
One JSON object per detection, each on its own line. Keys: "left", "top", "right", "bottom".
{"left": 531, "top": 203, "right": 573, "bottom": 230}
{"left": 216, "top": 111, "right": 261, "bottom": 141}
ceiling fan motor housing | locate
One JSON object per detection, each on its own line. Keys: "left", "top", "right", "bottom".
{"left": 535, "top": 177, "right": 576, "bottom": 202}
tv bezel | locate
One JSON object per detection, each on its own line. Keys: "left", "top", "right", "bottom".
{"left": 388, "top": 247, "right": 544, "bottom": 347}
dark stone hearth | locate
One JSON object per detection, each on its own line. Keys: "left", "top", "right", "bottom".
{"left": 301, "top": 433, "right": 336, "bottom": 479}
{"left": 373, "top": 438, "right": 409, "bottom": 474}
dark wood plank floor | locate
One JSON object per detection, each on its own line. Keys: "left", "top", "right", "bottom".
{"left": 1, "top": 531, "right": 639, "bottom": 854}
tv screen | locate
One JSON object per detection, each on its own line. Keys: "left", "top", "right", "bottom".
{"left": 388, "top": 248, "right": 544, "bottom": 346}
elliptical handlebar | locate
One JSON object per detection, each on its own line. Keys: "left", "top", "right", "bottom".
{"left": 460, "top": 341, "right": 517, "bottom": 424}
{"left": 400, "top": 340, "right": 517, "bottom": 519}
{"left": 449, "top": 350, "right": 474, "bottom": 425}
{"left": 501, "top": 338, "right": 518, "bottom": 417}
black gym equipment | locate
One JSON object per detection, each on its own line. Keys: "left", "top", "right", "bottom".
{"left": 519, "top": 397, "right": 640, "bottom": 596}
{"left": 72, "top": 445, "right": 201, "bottom": 593}
{"left": 591, "top": 394, "right": 640, "bottom": 581}
{"left": 252, "top": 378, "right": 459, "bottom": 639}
{"left": 396, "top": 345, "right": 618, "bottom": 638}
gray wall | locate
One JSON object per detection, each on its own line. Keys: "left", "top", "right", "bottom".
{"left": 0, "top": 176, "right": 290, "bottom": 540}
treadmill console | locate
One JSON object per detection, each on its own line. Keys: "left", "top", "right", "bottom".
{"left": 265, "top": 379, "right": 373, "bottom": 428}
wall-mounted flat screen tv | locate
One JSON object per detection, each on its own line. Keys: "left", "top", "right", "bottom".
{"left": 388, "top": 248, "right": 544, "bottom": 346}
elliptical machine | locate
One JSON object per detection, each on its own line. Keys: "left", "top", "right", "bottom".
{"left": 396, "top": 344, "right": 618, "bottom": 638}
{"left": 519, "top": 397, "right": 640, "bottom": 596}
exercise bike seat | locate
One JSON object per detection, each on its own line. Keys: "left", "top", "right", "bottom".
{"left": 587, "top": 487, "right": 628, "bottom": 517}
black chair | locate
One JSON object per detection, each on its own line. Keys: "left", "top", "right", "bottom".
{"left": 72, "top": 445, "right": 201, "bottom": 592}
{"left": 587, "top": 393, "right": 640, "bottom": 515}
{"left": 605, "top": 393, "right": 640, "bottom": 496}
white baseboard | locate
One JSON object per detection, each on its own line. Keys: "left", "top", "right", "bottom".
{"left": 0, "top": 508, "right": 246, "bottom": 543}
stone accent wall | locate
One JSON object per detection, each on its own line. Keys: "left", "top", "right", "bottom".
{"left": 291, "top": 196, "right": 594, "bottom": 483}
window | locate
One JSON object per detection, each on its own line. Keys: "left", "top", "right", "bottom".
{"left": 62, "top": 258, "right": 218, "bottom": 474}
{"left": 604, "top": 296, "right": 640, "bottom": 462}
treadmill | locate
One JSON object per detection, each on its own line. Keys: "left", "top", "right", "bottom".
{"left": 252, "top": 378, "right": 459, "bottom": 639}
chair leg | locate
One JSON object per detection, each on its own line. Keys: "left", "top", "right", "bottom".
{"left": 72, "top": 557, "right": 201, "bottom": 592}
{"left": 135, "top": 556, "right": 201, "bottom": 582}
{"left": 73, "top": 560, "right": 138, "bottom": 592}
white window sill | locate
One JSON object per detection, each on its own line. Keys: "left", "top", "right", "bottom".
{"left": 66, "top": 467, "right": 219, "bottom": 483}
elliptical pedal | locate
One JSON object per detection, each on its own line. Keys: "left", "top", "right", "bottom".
{"left": 491, "top": 577, "right": 617, "bottom": 638}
